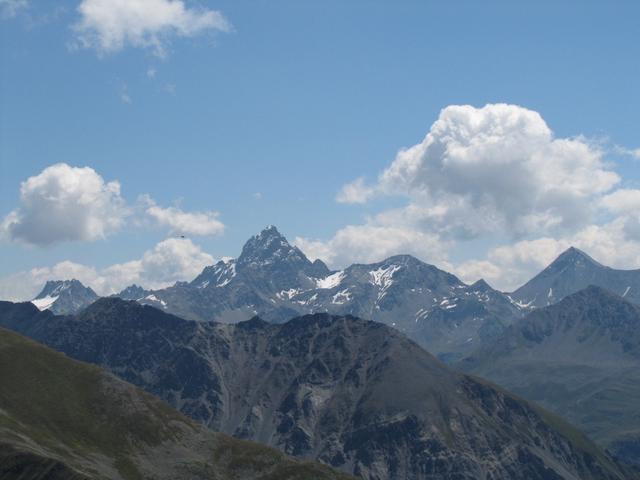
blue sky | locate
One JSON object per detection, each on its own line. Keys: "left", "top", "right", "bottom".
{"left": 1, "top": 0, "right": 639, "bottom": 299}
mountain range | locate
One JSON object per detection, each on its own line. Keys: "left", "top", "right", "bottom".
{"left": 0, "top": 298, "right": 635, "bottom": 480}
{"left": 107, "top": 226, "right": 528, "bottom": 362}
{"left": 31, "top": 228, "right": 640, "bottom": 364}
{"left": 0, "top": 324, "right": 353, "bottom": 480}
{"left": 460, "top": 286, "right": 640, "bottom": 465}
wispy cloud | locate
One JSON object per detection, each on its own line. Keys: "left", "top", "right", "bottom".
{"left": 71, "top": 0, "right": 232, "bottom": 57}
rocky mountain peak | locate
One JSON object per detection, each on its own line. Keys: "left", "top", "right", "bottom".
{"left": 35, "top": 279, "right": 87, "bottom": 298}
{"left": 551, "top": 246, "right": 601, "bottom": 270}
{"left": 238, "top": 225, "right": 308, "bottom": 267}
{"left": 115, "top": 284, "right": 148, "bottom": 300}
{"left": 32, "top": 279, "right": 98, "bottom": 315}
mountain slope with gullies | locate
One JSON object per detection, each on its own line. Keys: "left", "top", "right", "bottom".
{"left": 0, "top": 298, "right": 635, "bottom": 480}
{"left": 111, "top": 226, "right": 524, "bottom": 361}
{"left": 459, "top": 286, "right": 640, "bottom": 465}
{"left": 510, "top": 247, "right": 640, "bottom": 307}
{"left": 0, "top": 325, "right": 353, "bottom": 480}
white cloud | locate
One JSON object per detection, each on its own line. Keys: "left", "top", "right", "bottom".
{"left": 454, "top": 220, "right": 640, "bottom": 291}
{"left": 1, "top": 163, "right": 129, "bottom": 246}
{"left": 1, "top": 163, "right": 227, "bottom": 246}
{"left": 120, "top": 83, "right": 132, "bottom": 103}
{"left": 343, "top": 104, "right": 619, "bottom": 238}
{"left": 336, "top": 177, "right": 376, "bottom": 204}
{"left": 0, "top": 238, "right": 214, "bottom": 301}
{"left": 313, "top": 104, "right": 640, "bottom": 288}
{"left": 72, "top": 0, "right": 231, "bottom": 56}
{"left": 144, "top": 197, "right": 224, "bottom": 237}
{"left": 0, "top": 0, "right": 28, "bottom": 18}
{"left": 294, "top": 224, "right": 451, "bottom": 270}
{"left": 600, "top": 189, "right": 640, "bottom": 215}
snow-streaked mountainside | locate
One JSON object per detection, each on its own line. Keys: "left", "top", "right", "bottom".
{"left": 0, "top": 298, "right": 634, "bottom": 480}
{"left": 31, "top": 279, "right": 98, "bottom": 315}
{"left": 510, "top": 247, "right": 640, "bottom": 307}
{"left": 31, "top": 227, "right": 640, "bottom": 362}
{"left": 112, "top": 226, "right": 525, "bottom": 361}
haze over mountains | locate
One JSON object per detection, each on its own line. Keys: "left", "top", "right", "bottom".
{"left": 0, "top": 299, "right": 633, "bottom": 480}
{"left": 460, "top": 286, "right": 640, "bottom": 465}
{"left": 510, "top": 247, "right": 640, "bottom": 307}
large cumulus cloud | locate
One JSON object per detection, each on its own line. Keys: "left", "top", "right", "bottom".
{"left": 301, "top": 104, "right": 640, "bottom": 288}
{"left": 1, "top": 163, "right": 129, "bottom": 246}
{"left": 339, "top": 103, "right": 619, "bottom": 238}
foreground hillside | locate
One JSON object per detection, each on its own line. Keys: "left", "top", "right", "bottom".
{"left": 460, "top": 286, "right": 640, "bottom": 465}
{"left": 0, "top": 299, "right": 635, "bottom": 480}
{"left": 0, "top": 326, "right": 353, "bottom": 480}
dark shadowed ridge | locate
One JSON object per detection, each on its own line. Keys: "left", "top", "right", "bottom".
{"left": 0, "top": 325, "right": 354, "bottom": 480}
{"left": 0, "top": 297, "right": 635, "bottom": 480}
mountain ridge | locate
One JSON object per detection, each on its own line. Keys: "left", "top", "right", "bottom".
{"left": 460, "top": 285, "right": 640, "bottom": 465}
{"left": 0, "top": 324, "right": 354, "bottom": 480}
{"left": 0, "top": 297, "right": 635, "bottom": 480}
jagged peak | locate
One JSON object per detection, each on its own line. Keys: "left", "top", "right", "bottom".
{"left": 238, "top": 225, "right": 310, "bottom": 267}
{"left": 35, "top": 279, "right": 96, "bottom": 300}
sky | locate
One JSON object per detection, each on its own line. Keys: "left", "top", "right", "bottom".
{"left": 1, "top": 0, "right": 639, "bottom": 300}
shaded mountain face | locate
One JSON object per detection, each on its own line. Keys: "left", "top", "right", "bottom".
{"left": 115, "top": 226, "right": 524, "bottom": 361}
{"left": 460, "top": 286, "right": 640, "bottom": 465}
{"left": 31, "top": 279, "right": 98, "bottom": 315}
{"left": 0, "top": 298, "right": 634, "bottom": 480}
{"left": 510, "top": 247, "right": 640, "bottom": 307}
{"left": 0, "top": 325, "right": 353, "bottom": 480}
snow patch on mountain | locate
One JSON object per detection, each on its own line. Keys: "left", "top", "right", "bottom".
{"left": 32, "top": 295, "right": 59, "bottom": 311}
{"left": 316, "top": 271, "right": 344, "bottom": 289}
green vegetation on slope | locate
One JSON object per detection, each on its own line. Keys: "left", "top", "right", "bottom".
{"left": 0, "top": 327, "right": 353, "bottom": 480}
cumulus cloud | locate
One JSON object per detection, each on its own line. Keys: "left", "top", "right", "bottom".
{"left": 0, "top": 238, "right": 214, "bottom": 301}
{"left": 1, "top": 163, "right": 227, "bottom": 246}
{"left": 143, "top": 197, "right": 225, "bottom": 236}
{"left": 312, "top": 104, "right": 640, "bottom": 288}
{"left": 336, "top": 177, "right": 376, "bottom": 204}
{"left": 1, "top": 163, "right": 128, "bottom": 246}
{"left": 72, "top": 0, "right": 231, "bottom": 56}
{"left": 343, "top": 104, "right": 619, "bottom": 239}
{"left": 0, "top": 0, "right": 28, "bottom": 18}
{"left": 454, "top": 220, "right": 640, "bottom": 291}
{"left": 294, "top": 224, "right": 451, "bottom": 270}
{"left": 600, "top": 189, "right": 640, "bottom": 215}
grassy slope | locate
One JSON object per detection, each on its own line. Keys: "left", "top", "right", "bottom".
{"left": 0, "top": 327, "right": 353, "bottom": 480}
